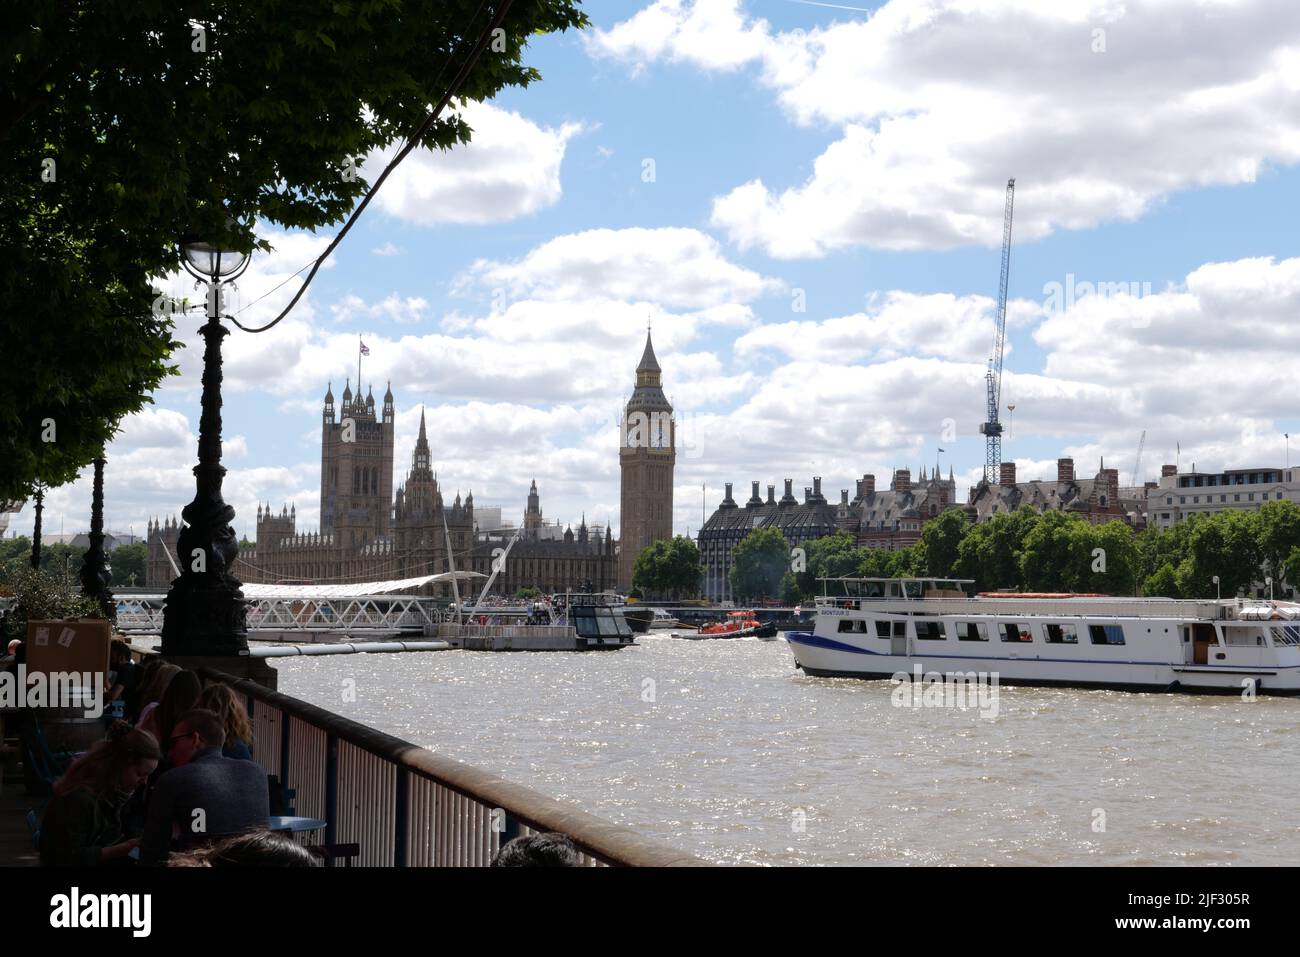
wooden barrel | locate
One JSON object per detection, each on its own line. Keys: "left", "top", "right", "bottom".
{"left": 38, "top": 705, "right": 107, "bottom": 756}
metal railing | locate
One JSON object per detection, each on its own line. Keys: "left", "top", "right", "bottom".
{"left": 116, "top": 593, "right": 442, "bottom": 635}
{"left": 203, "top": 668, "right": 701, "bottom": 867}
{"left": 435, "top": 623, "right": 574, "bottom": 640}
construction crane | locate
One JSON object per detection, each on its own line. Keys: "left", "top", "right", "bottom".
{"left": 1132, "top": 429, "right": 1147, "bottom": 487}
{"left": 980, "top": 178, "right": 1016, "bottom": 485}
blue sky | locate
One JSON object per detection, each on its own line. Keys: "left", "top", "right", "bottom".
{"left": 10, "top": 0, "right": 1300, "bottom": 548}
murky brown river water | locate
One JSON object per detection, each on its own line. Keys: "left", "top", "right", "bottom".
{"left": 271, "top": 633, "right": 1300, "bottom": 865}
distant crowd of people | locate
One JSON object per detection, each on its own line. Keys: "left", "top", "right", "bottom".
{"left": 26, "top": 639, "right": 583, "bottom": 867}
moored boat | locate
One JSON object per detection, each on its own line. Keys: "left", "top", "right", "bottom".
{"left": 438, "top": 593, "right": 636, "bottom": 651}
{"left": 692, "top": 611, "right": 778, "bottom": 640}
{"left": 784, "top": 577, "right": 1300, "bottom": 694}
{"left": 649, "top": 608, "right": 680, "bottom": 630}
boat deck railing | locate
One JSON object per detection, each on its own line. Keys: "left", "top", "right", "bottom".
{"left": 435, "top": 623, "right": 574, "bottom": 640}
{"left": 203, "top": 668, "right": 701, "bottom": 867}
{"left": 814, "top": 596, "right": 1228, "bottom": 620}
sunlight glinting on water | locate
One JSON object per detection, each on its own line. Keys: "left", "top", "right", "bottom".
{"left": 273, "top": 635, "right": 1300, "bottom": 866}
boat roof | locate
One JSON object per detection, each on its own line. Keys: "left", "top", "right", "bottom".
{"left": 816, "top": 576, "right": 975, "bottom": 584}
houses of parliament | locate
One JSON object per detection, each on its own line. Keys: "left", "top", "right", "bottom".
{"left": 146, "top": 334, "right": 676, "bottom": 596}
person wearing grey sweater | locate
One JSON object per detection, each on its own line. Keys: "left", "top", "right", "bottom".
{"left": 139, "top": 708, "right": 269, "bottom": 864}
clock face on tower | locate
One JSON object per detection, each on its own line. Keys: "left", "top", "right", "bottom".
{"left": 625, "top": 410, "right": 670, "bottom": 449}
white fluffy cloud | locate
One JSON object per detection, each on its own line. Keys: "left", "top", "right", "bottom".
{"left": 460, "top": 226, "right": 782, "bottom": 307}
{"left": 360, "top": 101, "right": 584, "bottom": 226}
{"left": 589, "top": 0, "right": 1300, "bottom": 256}
{"left": 331, "top": 293, "right": 430, "bottom": 326}
{"left": 734, "top": 291, "right": 1032, "bottom": 363}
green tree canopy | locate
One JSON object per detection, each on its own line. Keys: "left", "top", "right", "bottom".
{"left": 110, "top": 541, "right": 146, "bottom": 586}
{"left": 1018, "top": 510, "right": 1083, "bottom": 591}
{"left": 1175, "top": 511, "right": 1262, "bottom": 599}
{"left": 729, "top": 527, "right": 791, "bottom": 601}
{"left": 1085, "top": 520, "right": 1140, "bottom": 595}
{"left": 2, "top": 0, "right": 587, "bottom": 499}
{"left": 791, "top": 530, "right": 858, "bottom": 598}
{"left": 916, "top": 509, "right": 968, "bottom": 578}
{"left": 1254, "top": 500, "right": 1300, "bottom": 587}
{"left": 632, "top": 536, "right": 702, "bottom": 599}
{"left": 954, "top": 506, "right": 1041, "bottom": 590}
{"left": 1143, "top": 562, "right": 1179, "bottom": 598}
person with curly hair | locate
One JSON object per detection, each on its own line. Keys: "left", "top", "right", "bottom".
{"left": 195, "top": 682, "right": 254, "bottom": 760}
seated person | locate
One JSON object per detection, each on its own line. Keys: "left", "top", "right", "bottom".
{"left": 39, "top": 721, "right": 160, "bottom": 866}
{"left": 167, "top": 829, "right": 317, "bottom": 867}
{"left": 138, "top": 709, "right": 269, "bottom": 864}
{"left": 490, "top": 832, "right": 582, "bottom": 867}
{"left": 195, "top": 682, "right": 254, "bottom": 760}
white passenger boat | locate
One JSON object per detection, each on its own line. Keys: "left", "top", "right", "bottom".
{"left": 784, "top": 578, "right": 1300, "bottom": 695}
{"left": 649, "top": 608, "right": 681, "bottom": 630}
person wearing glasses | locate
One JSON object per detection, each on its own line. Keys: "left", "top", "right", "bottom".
{"left": 138, "top": 709, "right": 270, "bottom": 864}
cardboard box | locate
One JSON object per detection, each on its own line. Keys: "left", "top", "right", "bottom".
{"left": 26, "top": 618, "right": 111, "bottom": 690}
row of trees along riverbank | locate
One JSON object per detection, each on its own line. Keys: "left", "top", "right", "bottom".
{"left": 631, "top": 501, "right": 1300, "bottom": 604}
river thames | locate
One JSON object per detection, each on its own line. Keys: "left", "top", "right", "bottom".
{"left": 272, "top": 634, "right": 1300, "bottom": 865}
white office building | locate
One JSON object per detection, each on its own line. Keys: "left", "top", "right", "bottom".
{"left": 1146, "top": 464, "right": 1300, "bottom": 528}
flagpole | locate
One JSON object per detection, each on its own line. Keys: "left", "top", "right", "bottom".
{"left": 357, "top": 336, "right": 362, "bottom": 394}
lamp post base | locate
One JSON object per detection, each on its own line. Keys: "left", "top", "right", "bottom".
{"left": 163, "top": 652, "right": 278, "bottom": 692}
{"left": 160, "top": 573, "right": 249, "bottom": 658}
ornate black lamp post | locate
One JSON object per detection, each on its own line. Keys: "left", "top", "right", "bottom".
{"left": 160, "top": 238, "right": 252, "bottom": 657}
{"left": 79, "top": 456, "right": 115, "bottom": 621}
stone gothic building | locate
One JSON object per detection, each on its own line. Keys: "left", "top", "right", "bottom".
{"left": 146, "top": 380, "right": 616, "bottom": 596}
{"left": 618, "top": 330, "right": 676, "bottom": 588}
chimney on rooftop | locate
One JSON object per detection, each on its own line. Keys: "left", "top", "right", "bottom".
{"left": 863, "top": 473, "right": 876, "bottom": 495}
{"left": 893, "top": 469, "right": 912, "bottom": 495}
{"left": 767, "top": 484, "right": 776, "bottom": 505}
{"left": 1161, "top": 464, "right": 1177, "bottom": 477}
{"left": 1000, "top": 462, "right": 1017, "bottom": 488}
{"left": 1057, "top": 457, "right": 1075, "bottom": 483}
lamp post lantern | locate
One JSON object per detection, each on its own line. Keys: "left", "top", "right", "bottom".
{"left": 160, "top": 236, "right": 253, "bottom": 657}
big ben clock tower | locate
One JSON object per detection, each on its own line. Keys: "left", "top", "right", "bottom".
{"left": 619, "top": 329, "right": 675, "bottom": 590}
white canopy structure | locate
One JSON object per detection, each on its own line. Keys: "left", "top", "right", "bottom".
{"left": 240, "top": 571, "right": 484, "bottom": 600}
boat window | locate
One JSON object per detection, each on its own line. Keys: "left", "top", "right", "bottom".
{"left": 915, "top": 620, "right": 946, "bottom": 640}
{"left": 1088, "top": 624, "right": 1126, "bottom": 645}
{"left": 1223, "top": 627, "right": 1263, "bottom": 647}
{"left": 893, "top": 621, "right": 907, "bottom": 637}
{"left": 955, "top": 621, "right": 989, "bottom": 641}
{"left": 837, "top": 619, "right": 869, "bottom": 634}
{"left": 903, "top": 581, "right": 924, "bottom": 599}
{"left": 1001, "top": 622, "right": 1034, "bottom": 642}
{"left": 1044, "top": 623, "right": 1078, "bottom": 644}
{"left": 1269, "top": 626, "right": 1300, "bottom": 646}
{"left": 874, "top": 620, "right": 891, "bottom": 639}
